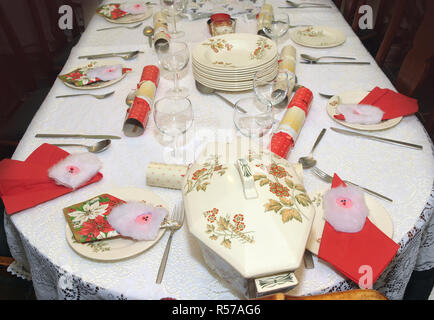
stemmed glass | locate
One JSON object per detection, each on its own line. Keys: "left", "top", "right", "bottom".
{"left": 233, "top": 97, "right": 273, "bottom": 139}
{"left": 262, "top": 12, "right": 290, "bottom": 49}
{"left": 156, "top": 41, "right": 190, "bottom": 97}
{"left": 154, "top": 95, "right": 194, "bottom": 158}
{"left": 253, "top": 70, "right": 294, "bottom": 130}
{"left": 160, "top": 0, "right": 186, "bottom": 38}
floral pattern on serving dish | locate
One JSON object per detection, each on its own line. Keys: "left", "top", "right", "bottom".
{"left": 184, "top": 156, "right": 228, "bottom": 194}
{"left": 202, "top": 38, "right": 233, "bottom": 53}
{"left": 254, "top": 163, "right": 312, "bottom": 223}
{"left": 204, "top": 208, "right": 255, "bottom": 249}
{"left": 211, "top": 61, "right": 236, "bottom": 68}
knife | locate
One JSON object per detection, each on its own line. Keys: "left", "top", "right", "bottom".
{"left": 78, "top": 51, "right": 143, "bottom": 59}
{"left": 35, "top": 134, "right": 122, "bottom": 140}
{"left": 330, "top": 127, "right": 423, "bottom": 150}
{"left": 300, "top": 61, "right": 371, "bottom": 65}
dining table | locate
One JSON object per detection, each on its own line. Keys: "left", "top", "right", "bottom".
{"left": 3, "top": 0, "right": 434, "bottom": 300}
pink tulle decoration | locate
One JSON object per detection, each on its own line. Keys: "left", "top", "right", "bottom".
{"left": 86, "top": 65, "right": 123, "bottom": 81}
{"left": 119, "top": 3, "right": 148, "bottom": 14}
{"left": 337, "top": 104, "right": 384, "bottom": 124}
{"left": 323, "top": 185, "right": 368, "bottom": 233}
{"left": 107, "top": 202, "right": 168, "bottom": 240}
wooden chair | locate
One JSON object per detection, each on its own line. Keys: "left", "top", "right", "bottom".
{"left": 256, "top": 289, "right": 388, "bottom": 300}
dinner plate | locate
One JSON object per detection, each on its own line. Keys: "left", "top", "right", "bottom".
{"left": 65, "top": 187, "right": 168, "bottom": 262}
{"left": 192, "top": 56, "right": 278, "bottom": 76}
{"left": 192, "top": 54, "right": 278, "bottom": 74}
{"left": 326, "top": 90, "right": 402, "bottom": 131}
{"left": 194, "top": 68, "right": 278, "bottom": 88}
{"left": 192, "top": 62, "right": 278, "bottom": 81}
{"left": 192, "top": 33, "right": 277, "bottom": 71}
{"left": 104, "top": 7, "right": 153, "bottom": 24}
{"left": 60, "top": 61, "right": 129, "bottom": 90}
{"left": 290, "top": 26, "right": 346, "bottom": 48}
{"left": 306, "top": 189, "right": 394, "bottom": 255}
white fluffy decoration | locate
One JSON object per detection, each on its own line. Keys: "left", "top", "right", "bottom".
{"left": 323, "top": 185, "right": 369, "bottom": 233}
{"left": 107, "top": 202, "right": 168, "bottom": 241}
{"left": 119, "top": 3, "right": 148, "bottom": 14}
{"left": 48, "top": 152, "right": 102, "bottom": 189}
{"left": 337, "top": 104, "right": 384, "bottom": 124}
{"left": 86, "top": 65, "right": 123, "bottom": 81}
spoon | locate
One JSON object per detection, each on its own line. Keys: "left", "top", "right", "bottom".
{"left": 298, "top": 128, "right": 326, "bottom": 169}
{"left": 143, "top": 26, "right": 154, "bottom": 48}
{"left": 125, "top": 90, "right": 137, "bottom": 106}
{"left": 96, "top": 22, "right": 143, "bottom": 31}
{"left": 195, "top": 81, "right": 247, "bottom": 113}
{"left": 300, "top": 54, "right": 356, "bottom": 63}
{"left": 53, "top": 139, "right": 111, "bottom": 153}
{"left": 56, "top": 91, "right": 115, "bottom": 99}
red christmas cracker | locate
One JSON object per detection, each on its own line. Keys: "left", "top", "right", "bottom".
{"left": 123, "top": 65, "right": 160, "bottom": 137}
{"left": 270, "top": 87, "right": 313, "bottom": 158}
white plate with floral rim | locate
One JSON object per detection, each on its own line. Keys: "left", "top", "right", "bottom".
{"left": 59, "top": 61, "right": 130, "bottom": 90}
{"left": 192, "top": 33, "right": 278, "bottom": 71}
{"left": 193, "top": 62, "right": 278, "bottom": 82}
{"left": 192, "top": 54, "right": 278, "bottom": 74}
{"left": 326, "top": 90, "right": 403, "bottom": 131}
{"left": 103, "top": 5, "right": 153, "bottom": 24}
{"left": 65, "top": 187, "right": 168, "bottom": 262}
{"left": 306, "top": 189, "right": 394, "bottom": 255}
{"left": 290, "top": 26, "right": 346, "bottom": 48}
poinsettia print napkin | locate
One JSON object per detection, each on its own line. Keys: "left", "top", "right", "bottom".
{"left": 58, "top": 63, "right": 131, "bottom": 87}
{"left": 64, "top": 194, "right": 125, "bottom": 243}
{"left": 96, "top": 3, "right": 149, "bottom": 19}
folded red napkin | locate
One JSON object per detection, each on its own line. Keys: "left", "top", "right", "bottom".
{"left": 334, "top": 86, "right": 418, "bottom": 121}
{"left": 0, "top": 144, "right": 103, "bottom": 215}
{"left": 318, "top": 174, "right": 399, "bottom": 287}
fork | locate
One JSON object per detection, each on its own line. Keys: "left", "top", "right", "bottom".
{"left": 96, "top": 22, "right": 143, "bottom": 31}
{"left": 55, "top": 91, "right": 115, "bottom": 99}
{"left": 156, "top": 200, "right": 185, "bottom": 284}
{"left": 311, "top": 167, "right": 393, "bottom": 202}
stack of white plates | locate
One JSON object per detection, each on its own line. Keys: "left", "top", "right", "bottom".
{"left": 192, "top": 33, "right": 278, "bottom": 92}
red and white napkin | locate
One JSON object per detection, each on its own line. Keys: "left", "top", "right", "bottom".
{"left": 96, "top": 3, "right": 148, "bottom": 20}
{"left": 0, "top": 144, "right": 103, "bottom": 215}
{"left": 123, "top": 65, "right": 160, "bottom": 137}
{"left": 317, "top": 174, "right": 400, "bottom": 287}
{"left": 334, "top": 87, "right": 419, "bottom": 123}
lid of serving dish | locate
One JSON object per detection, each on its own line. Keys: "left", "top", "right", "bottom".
{"left": 182, "top": 141, "right": 315, "bottom": 279}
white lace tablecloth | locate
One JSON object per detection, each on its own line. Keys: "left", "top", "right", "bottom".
{"left": 4, "top": 0, "right": 434, "bottom": 300}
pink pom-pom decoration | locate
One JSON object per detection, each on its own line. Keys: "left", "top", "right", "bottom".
{"left": 107, "top": 202, "right": 168, "bottom": 241}
{"left": 119, "top": 3, "right": 148, "bottom": 14}
{"left": 323, "top": 185, "right": 368, "bottom": 233}
{"left": 336, "top": 104, "right": 384, "bottom": 125}
{"left": 48, "top": 152, "right": 102, "bottom": 189}
{"left": 86, "top": 65, "right": 123, "bottom": 81}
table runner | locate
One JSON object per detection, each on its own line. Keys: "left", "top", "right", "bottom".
{"left": 4, "top": 0, "right": 434, "bottom": 300}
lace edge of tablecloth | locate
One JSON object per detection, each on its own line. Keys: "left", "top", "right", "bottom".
{"left": 7, "top": 260, "right": 32, "bottom": 281}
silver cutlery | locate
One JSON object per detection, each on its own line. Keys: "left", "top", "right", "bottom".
{"left": 35, "top": 134, "right": 121, "bottom": 139}
{"left": 298, "top": 128, "right": 327, "bottom": 169}
{"left": 330, "top": 127, "right": 423, "bottom": 150}
{"left": 301, "top": 61, "right": 371, "bottom": 65}
{"left": 78, "top": 51, "right": 141, "bottom": 60}
{"left": 301, "top": 54, "right": 356, "bottom": 63}
{"left": 279, "top": 4, "right": 332, "bottom": 8}
{"left": 312, "top": 166, "right": 393, "bottom": 202}
{"left": 143, "top": 26, "right": 154, "bottom": 48}
{"left": 55, "top": 91, "right": 115, "bottom": 99}
{"left": 318, "top": 92, "right": 334, "bottom": 99}
{"left": 289, "top": 24, "right": 313, "bottom": 28}
{"left": 96, "top": 22, "right": 143, "bottom": 31}
{"left": 195, "top": 81, "right": 247, "bottom": 113}
{"left": 286, "top": 0, "right": 332, "bottom": 7}
{"left": 156, "top": 200, "right": 185, "bottom": 284}
{"left": 52, "top": 139, "right": 111, "bottom": 153}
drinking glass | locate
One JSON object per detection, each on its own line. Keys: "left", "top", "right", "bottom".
{"left": 233, "top": 97, "right": 273, "bottom": 139}
{"left": 253, "top": 70, "right": 291, "bottom": 107}
{"left": 156, "top": 41, "right": 190, "bottom": 97}
{"left": 160, "top": 0, "right": 186, "bottom": 38}
{"left": 262, "top": 12, "right": 290, "bottom": 48}
{"left": 154, "top": 96, "right": 194, "bottom": 157}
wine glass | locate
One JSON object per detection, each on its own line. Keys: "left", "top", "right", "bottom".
{"left": 154, "top": 95, "right": 194, "bottom": 158}
{"left": 262, "top": 12, "right": 290, "bottom": 49}
{"left": 253, "top": 70, "right": 291, "bottom": 108}
{"left": 156, "top": 41, "right": 190, "bottom": 97}
{"left": 160, "top": 0, "right": 186, "bottom": 38}
{"left": 233, "top": 97, "right": 273, "bottom": 139}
